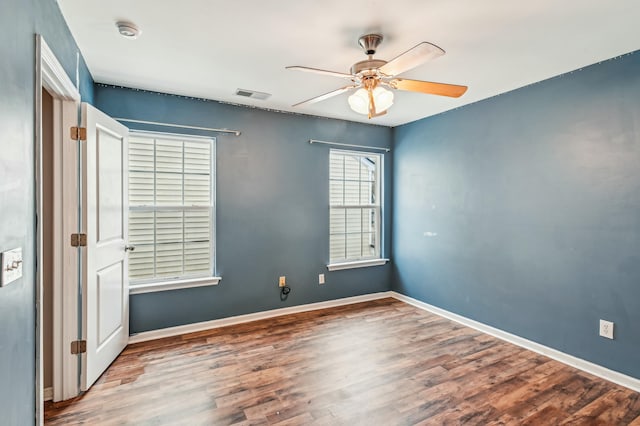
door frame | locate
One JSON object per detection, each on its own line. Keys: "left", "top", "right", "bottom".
{"left": 35, "top": 34, "right": 82, "bottom": 421}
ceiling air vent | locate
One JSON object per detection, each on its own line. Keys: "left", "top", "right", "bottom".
{"left": 235, "top": 88, "right": 271, "bottom": 100}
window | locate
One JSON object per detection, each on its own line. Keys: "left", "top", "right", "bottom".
{"left": 127, "top": 133, "right": 216, "bottom": 288}
{"left": 329, "top": 149, "right": 383, "bottom": 267}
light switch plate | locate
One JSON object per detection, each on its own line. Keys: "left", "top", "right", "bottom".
{"left": 1, "top": 248, "right": 23, "bottom": 287}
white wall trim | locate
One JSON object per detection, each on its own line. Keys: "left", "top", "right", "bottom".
{"left": 327, "top": 258, "right": 389, "bottom": 271}
{"left": 389, "top": 291, "right": 640, "bottom": 393}
{"left": 40, "top": 37, "right": 80, "bottom": 102}
{"left": 128, "top": 292, "right": 393, "bottom": 343}
{"left": 43, "top": 387, "right": 53, "bottom": 402}
{"left": 127, "top": 289, "right": 640, "bottom": 393}
{"left": 55, "top": 98, "right": 81, "bottom": 402}
{"left": 129, "top": 276, "right": 221, "bottom": 295}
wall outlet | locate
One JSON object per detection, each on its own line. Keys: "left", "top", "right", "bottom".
{"left": 278, "top": 276, "right": 286, "bottom": 287}
{"left": 319, "top": 274, "right": 325, "bottom": 285}
{"left": 599, "top": 319, "right": 614, "bottom": 339}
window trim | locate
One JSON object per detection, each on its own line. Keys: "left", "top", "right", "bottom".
{"left": 127, "top": 131, "right": 218, "bottom": 292}
{"left": 129, "top": 276, "right": 221, "bottom": 294}
{"left": 327, "top": 258, "right": 389, "bottom": 272}
{"left": 328, "top": 148, "right": 384, "bottom": 265}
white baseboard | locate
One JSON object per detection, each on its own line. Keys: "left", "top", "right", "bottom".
{"left": 44, "top": 387, "right": 53, "bottom": 402}
{"left": 126, "top": 289, "right": 640, "bottom": 393}
{"left": 390, "top": 291, "right": 640, "bottom": 393}
{"left": 128, "top": 292, "right": 393, "bottom": 344}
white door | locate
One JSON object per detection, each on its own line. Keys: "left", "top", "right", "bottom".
{"left": 80, "top": 103, "right": 130, "bottom": 390}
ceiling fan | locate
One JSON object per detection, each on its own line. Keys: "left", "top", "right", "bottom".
{"left": 286, "top": 34, "right": 468, "bottom": 119}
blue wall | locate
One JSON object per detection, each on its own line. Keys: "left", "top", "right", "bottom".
{"left": 0, "top": 0, "right": 93, "bottom": 421}
{"left": 3, "top": 1, "right": 638, "bottom": 420}
{"left": 93, "top": 85, "right": 393, "bottom": 333}
{"left": 393, "top": 51, "right": 640, "bottom": 379}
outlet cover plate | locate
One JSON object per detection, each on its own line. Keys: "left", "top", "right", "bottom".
{"left": 599, "top": 319, "right": 614, "bottom": 339}
{"left": 319, "top": 274, "right": 325, "bottom": 284}
{"left": 278, "top": 276, "right": 286, "bottom": 287}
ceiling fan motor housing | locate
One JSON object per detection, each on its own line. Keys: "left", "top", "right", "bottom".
{"left": 351, "top": 59, "right": 387, "bottom": 75}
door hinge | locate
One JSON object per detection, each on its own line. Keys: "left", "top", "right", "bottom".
{"left": 70, "top": 233, "right": 87, "bottom": 247}
{"left": 70, "top": 126, "right": 87, "bottom": 141}
{"left": 70, "top": 340, "right": 87, "bottom": 354}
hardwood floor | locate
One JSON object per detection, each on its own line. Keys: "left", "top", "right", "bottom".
{"left": 45, "top": 298, "right": 640, "bottom": 425}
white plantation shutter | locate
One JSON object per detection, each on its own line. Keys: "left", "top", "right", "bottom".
{"left": 128, "top": 134, "right": 214, "bottom": 282}
{"left": 329, "top": 149, "right": 381, "bottom": 262}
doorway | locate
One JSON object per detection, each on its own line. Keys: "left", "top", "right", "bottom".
{"left": 35, "top": 34, "right": 82, "bottom": 424}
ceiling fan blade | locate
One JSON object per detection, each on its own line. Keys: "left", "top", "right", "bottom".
{"left": 292, "top": 85, "right": 357, "bottom": 107}
{"left": 286, "top": 66, "right": 353, "bottom": 79}
{"left": 390, "top": 78, "right": 467, "bottom": 98}
{"left": 378, "top": 42, "right": 445, "bottom": 77}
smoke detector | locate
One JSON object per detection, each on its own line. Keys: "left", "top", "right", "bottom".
{"left": 116, "top": 21, "right": 141, "bottom": 39}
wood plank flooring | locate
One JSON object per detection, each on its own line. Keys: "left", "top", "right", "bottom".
{"left": 45, "top": 298, "right": 640, "bottom": 425}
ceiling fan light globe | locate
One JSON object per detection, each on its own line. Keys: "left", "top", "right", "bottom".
{"left": 373, "top": 86, "right": 394, "bottom": 112}
{"left": 348, "top": 87, "right": 394, "bottom": 115}
{"left": 348, "top": 89, "right": 370, "bottom": 114}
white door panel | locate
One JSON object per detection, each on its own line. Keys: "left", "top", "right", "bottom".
{"left": 97, "top": 129, "right": 124, "bottom": 243}
{"left": 81, "top": 103, "right": 129, "bottom": 391}
{"left": 97, "top": 262, "right": 123, "bottom": 346}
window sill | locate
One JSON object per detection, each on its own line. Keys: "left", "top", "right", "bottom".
{"left": 327, "top": 258, "right": 389, "bottom": 272}
{"left": 129, "top": 276, "right": 221, "bottom": 295}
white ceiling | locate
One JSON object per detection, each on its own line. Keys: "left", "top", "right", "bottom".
{"left": 57, "top": 0, "right": 640, "bottom": 127}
